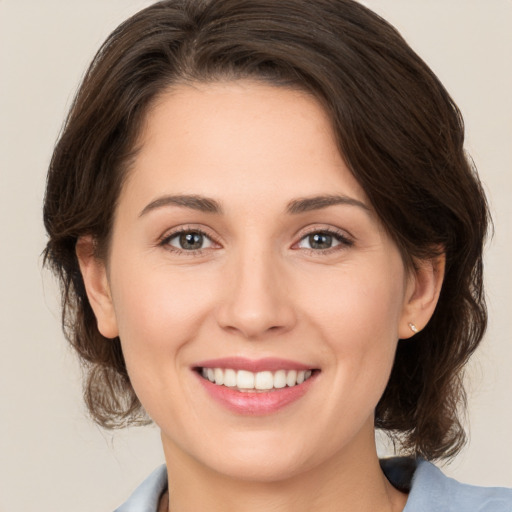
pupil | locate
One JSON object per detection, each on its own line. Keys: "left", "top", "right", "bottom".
{"left": 180, "top": 232, "right": 203, "bottom": 250}
{"left": 310, "top": 233, "right": 332, "bottom": 249}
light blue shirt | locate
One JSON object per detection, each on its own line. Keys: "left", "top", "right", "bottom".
{"left": 114, "top": 458, "right": 512, "bottom": 511}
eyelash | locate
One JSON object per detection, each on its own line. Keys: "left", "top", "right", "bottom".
{"left": 294, "top": 227, "right": 354, "bottom": 255}
{"left": 159, "top": 226, "right": 220, "bottom": 257}
{"left": 159, "top": 226, "right": 354, "bottom": 256}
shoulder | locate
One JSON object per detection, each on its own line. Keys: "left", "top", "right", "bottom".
{"left": 113, "top": 465, "right": 168, "bottom": 512}
{"left": 383, "top": 458, "right": 512, "bottom": 512}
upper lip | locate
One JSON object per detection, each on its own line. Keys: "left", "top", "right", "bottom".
{"left": 193, "top": 357, "right": 315, "bottom": 373}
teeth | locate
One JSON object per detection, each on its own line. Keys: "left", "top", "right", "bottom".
{"left": 201, "top": 367, "right": 314, "bottom": 390}
{"left": 273, "top": 370, "right": 287, "bottom": 389}
{"left": 286, "top": 370, "right": 297, "bottom": 387}
{"left": 255, "top": 371, "right": 273, "bottom": 390}
{"left": 224, "top": 368, "right": 237, "bottom": 387}
{"left": 214, "top": 368, "right": 224, "bottom": 386}
{"left": 237, "top": 370, "right": 255, "bottom": 389}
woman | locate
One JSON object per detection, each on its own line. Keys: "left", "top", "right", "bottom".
{"left": 43, "top": 0, "right": 512, "bottom": 510}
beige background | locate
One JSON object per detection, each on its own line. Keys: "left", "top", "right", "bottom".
{"left": 0, "top": 1, "right": 511, "bottom": 511}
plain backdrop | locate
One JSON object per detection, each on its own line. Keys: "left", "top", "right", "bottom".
{"left": 0, "top": 1, "right": 511, "bottom": 511}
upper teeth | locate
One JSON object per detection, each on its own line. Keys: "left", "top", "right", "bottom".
{"left": 201, "top": 368, "right": 313, "bottom": 390}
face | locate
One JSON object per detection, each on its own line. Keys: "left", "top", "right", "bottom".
{"left": 85, "top": 81, "right": 424, "bottom": 482}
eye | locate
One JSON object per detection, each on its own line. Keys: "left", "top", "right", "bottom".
{"left": 165, "top": 230, "right": 215, "bottom": 251}
{"left": 296, "top": 230, "right": 352, "bottom": 251}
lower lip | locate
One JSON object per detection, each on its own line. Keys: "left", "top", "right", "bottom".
{"left": 195, "top": 372, "right": 317, "bottom": 415}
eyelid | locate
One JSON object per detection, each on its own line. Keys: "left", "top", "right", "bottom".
{"left": 156, "top": 224, "right": 354, "bottom": 256}
{"left": 292, "top": 225, "right": 354, "bottom": 252}
{"left": 158, "top": 225, "right": 222, "bottom": 254}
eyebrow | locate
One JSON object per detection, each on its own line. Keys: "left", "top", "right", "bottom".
{"left": 139, "top": 193, "right": 370, "bottom": 217}
{"left": 139, "top": 194, "right": 223, "bottom": 217}
{"left": 286, "top": 195, "right": 370, "bottom": 215}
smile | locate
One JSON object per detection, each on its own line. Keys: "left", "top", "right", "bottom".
{"left": 200, "top": 367, "right": 314, "bottom": 391}
{"left": 194, "top": 358, "right": 320, "bottom": 415}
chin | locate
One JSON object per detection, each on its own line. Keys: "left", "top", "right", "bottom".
{"left": 184, "top": 424, "right": 350, "bottom": 484}
{"left": 206, "top": 451, "right": 313, "bottom": 483}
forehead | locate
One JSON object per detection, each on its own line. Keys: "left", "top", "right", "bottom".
{"left": 122, "top": 80, "right": 369, "bottom": 212}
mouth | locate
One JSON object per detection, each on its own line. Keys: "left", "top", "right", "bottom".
{"left": 196, "top": 367, "right": 316, "bottom": 392}
{"left": 193, "top": 358, "right": 320, "bottom": 415}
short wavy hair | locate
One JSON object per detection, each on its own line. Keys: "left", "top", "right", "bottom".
{"left": 43, "top": 0, "right": 489, "bottom": 460}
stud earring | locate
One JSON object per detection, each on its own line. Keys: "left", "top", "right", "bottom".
{"left": 408, "top": 323, "right": 419, "bottom": 334}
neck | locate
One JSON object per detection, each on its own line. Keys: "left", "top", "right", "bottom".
{"left": 161, "top": 428, "right": 407, "bottom": 512}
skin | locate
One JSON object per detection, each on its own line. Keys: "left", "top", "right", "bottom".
{"left": 78, "top": 81, "right": 444, "bottom": 512}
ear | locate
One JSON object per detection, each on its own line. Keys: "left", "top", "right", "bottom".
{"left": 398, "top": 253, "right": 445, "bottom": 339}
{"left": 76, "top": 236, "right": 119, "bottom": 339}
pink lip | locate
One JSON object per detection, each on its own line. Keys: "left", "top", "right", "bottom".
{"left": 193, "top": 357, "right": 319, "bottom": 415}
{"left": 196, "top": 376, "right": 316, "bottom": 415}
{"left": 194, "top": 357, "right": 313, "bottom": 372}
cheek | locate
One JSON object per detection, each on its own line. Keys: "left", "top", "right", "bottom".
{"left": 109, "top": 262, "right": 217, "bottom": 370}
{"left": 300, "top": 261, "right": 406, "bottom": 341}
{"left": 298, "top": 261, "right": 406, "bottom": 396}
{"left": 108, "top": 264, "right": 221, "bottom": 423}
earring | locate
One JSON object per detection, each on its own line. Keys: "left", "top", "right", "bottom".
{"left": 408, "top": 323, "right": 419, "bottom": 334}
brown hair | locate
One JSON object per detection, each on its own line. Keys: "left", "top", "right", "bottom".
{"left": 43, "top": 0, "right": 489, "bottom": 460}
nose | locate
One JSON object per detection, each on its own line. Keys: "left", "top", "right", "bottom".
{"left": 215, "top": 248, "right": 297, "bottom": 340}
